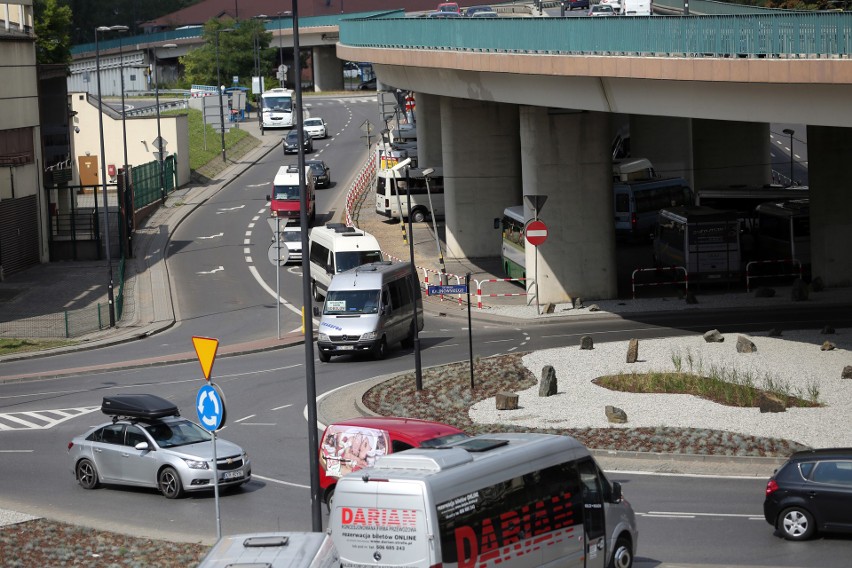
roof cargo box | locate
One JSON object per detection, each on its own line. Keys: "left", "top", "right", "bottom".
{"left": 101, "top": 394, "right": 179, "bottom": 419}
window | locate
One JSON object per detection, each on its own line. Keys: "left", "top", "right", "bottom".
{"left": 811, "top": 461, "right": 852, "bottom": 486}
{"left": 310, "top": 242, "right": 330, "bottom": 271}
{"left": 125, "top": 425, "right": 147, "bottom": 447}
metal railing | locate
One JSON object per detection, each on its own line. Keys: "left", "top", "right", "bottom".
{"left": 340, "top": 12, "right": 852, "bottom": 58}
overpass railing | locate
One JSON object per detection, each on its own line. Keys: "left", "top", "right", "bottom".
{"left": 340, "top": 13, "right": 852, "bottom": 58}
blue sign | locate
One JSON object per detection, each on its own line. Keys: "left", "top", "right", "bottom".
{"left": 196, "top": 384, "right": 226, "bottom": 431}
{"left": 428, "top": 285, "right": 468, "bottom": 296}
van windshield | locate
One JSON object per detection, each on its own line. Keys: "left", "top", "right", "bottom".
{"left": 324, "top": 290, "right": 381, "bottom": 314}
{"left": 273, "top": 184, "right": 300, "bottom": 200}
{"left": 335, "top": 250, "right": 383, "bottom": 273}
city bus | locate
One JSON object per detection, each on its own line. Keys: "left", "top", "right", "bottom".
{"left": 374, "top": 167, "right": 443, "bottom": 223}
{"left": 754, "top": 199, "right": 811, "bottom": 267}
{"left": 261, "top": 88, "right": 296, "bottom": 129}
{"left": 499, "top": 205, "right": 526, "bottom": 279}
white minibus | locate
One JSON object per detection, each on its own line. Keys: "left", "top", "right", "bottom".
{"left": 315, "top": 261, "right": 423, "bottom": 361}
{"left": 330, "top": 432, "right": 637, "bottom": 568}
{"left": 197, "top": 532, "right": 338, "bottom": 568}
{"left": 375, "top": 167, "right": 444, "bottom": 223}
{"left": 308, "top": 224, "right": 383, "bottom": 300}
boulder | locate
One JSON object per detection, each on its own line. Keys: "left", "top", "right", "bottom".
{"left": 768, "top": 328, "right": 783, "bottom": 337}
{"left": 605, "top": 405, "right": 628, "bottom": 424}
{"left": 543, "top": 303, "right": 556, "bottom": 314}
{"left": 754, "top": 287, "right": 776, "bottom": 298}
{"left": 588, "top": 304, "right": 600, "bottom": 312}
{"left": 736, "top": 335, "right": 757, "bottom": 353}
{"left": 495, "top": 392, "right": 519, "bottom": 410}
{"left": 811, "top": 276, "right": 825, "bottom": 292}
{"left": 757, "top": 392, "right": 786, "bottom": 413}
{"left": 539, "top": 365, "right": 558, "bottom": 397}
{"left": 685, "top": 291, "right": 699, "bottom": 304}
{"left": 580, "top": 336, "right": 594, "bottom": 350}
{"left": 842, "top": 366, "right": 852, "bottom": 380}
{"left": 626, "top": 338, "right": 639, "bottom": 364}
{"left": 821, "top": 341, "right": 836, "bottom": 351}
{"left": 791, "top": 278, "right": 810, "bottom": 302}
{"left": 704, "top": 329, "right": 724, "bottom": 343}
{"left": 821, "top": 325, "right": 836, "bottom": 335}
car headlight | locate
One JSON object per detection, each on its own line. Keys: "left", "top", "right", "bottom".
{"left": 318, "top": 332, "right": 329, "bottom": 341}
{"left": 361, "top": 331, "right": 377, "bottom": 341}
{"left": 183, "top": 458, "right": 209, "bottom": 470}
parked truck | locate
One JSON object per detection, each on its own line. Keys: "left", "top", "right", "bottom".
{"left": 622, "top": 0, "right": 652, "bottom": 15}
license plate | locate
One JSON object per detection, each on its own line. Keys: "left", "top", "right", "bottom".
{"left": 223, "top": 471, "right": 244, "bottom": 480}
{"left": 337, "top": 345, "right": 354, "bottom": 351}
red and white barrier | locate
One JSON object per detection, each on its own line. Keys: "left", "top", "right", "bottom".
{"left": 475, "top": 278, "right": 532, "bottom": 309}
{"left": 745, "top": 259, "right": 802, "bottom": 292}
{"left": 631, "top": 266, "right": 688, "bottom": 299}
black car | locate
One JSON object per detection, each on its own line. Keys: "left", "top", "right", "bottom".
{"left": 306, "top": 159, "right": 331, "bottom": 188}
{"left": 764, "top": 448, "right": 852, "bottom": 540}
{"left": 283, "top": 129, "right": 313, "bottom": 154}
{"left": 358, "top": 77, "right": 377, "bottom": 90}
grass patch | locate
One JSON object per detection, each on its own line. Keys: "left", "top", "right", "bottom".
{"left": 163, "top": 108, "right": 250, "bottom": 170}
{"left": 0, "top": 338, "right": 75, "bottom": 356}
{"left": 593, "top": 369, "right": 821, "bottom": 409}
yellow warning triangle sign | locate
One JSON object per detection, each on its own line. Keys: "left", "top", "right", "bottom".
{"left": 192, "top": 336, "right": 219, "bottom": 381}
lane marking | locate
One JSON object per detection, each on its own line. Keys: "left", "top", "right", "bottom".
{"left": 234, "top": 414, "right": 256, "bottom": 423}
{"left": 199, "top": 233, "right": 223, "bottom": 239}
{"left": 197, "top": 266, "right": 224, "bottom": 275}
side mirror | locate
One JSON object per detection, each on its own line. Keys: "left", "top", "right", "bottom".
{"left": 134, "top": 442, "right": 150, "bottom": 451}
{"left": 312, "top": 306, "right": 320, "bottom": 317}
{"left": 266, "top": 195, "right": 271, "bottom": 202}
{"left": 611, "top": 481, "right": 623, "bottom": 502}
{"left": 493, "top": 218, "right": 500, "bottom": 229}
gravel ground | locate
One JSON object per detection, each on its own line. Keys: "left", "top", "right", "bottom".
{"left": 470, "top": 329, "right": 852, "bottom": 449}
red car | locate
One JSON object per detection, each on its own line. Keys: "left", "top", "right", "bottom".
{"left": 436, "top": 2, "right": 460, "bottom": 13}
{"left": 318, "top": 417, "right": 467, "bottom": 509}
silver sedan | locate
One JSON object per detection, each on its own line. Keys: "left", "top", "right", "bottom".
{"left": 68, "top": 414, "right": 251, "bottom": 499}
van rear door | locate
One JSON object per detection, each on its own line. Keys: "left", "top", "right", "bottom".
{"left": 332, "top": 479, "right": 431, "bottom": 568}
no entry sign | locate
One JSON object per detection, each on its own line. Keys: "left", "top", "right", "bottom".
{"left": 525, "top": 220, "right": 548, "bottom": 246}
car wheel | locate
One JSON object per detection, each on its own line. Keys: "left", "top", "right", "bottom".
{"left": 779, "top": 506, "right": 816, "bottom": 540}
{"left": 410, "top": 208, "right": 427, "bottom": 223}
{"left": 325, "top": 486, "right": 335, "bottom": 513}
{"left": 159, "top": 466, "right": 184, "bottom": 499}
{"left": 608, "top": 535, "right": 633, "bottom": 568}
{"left": 312, "top": 280, "right": 323, "bottom": 302}
{"left": 318, "top": 350, "right": 331, "bottom": 363}
{"left": 373, "top": 337, "right": 388, "bottom": 360}
{"left": 76, "top": 459, "right": 99, "bottom": 490}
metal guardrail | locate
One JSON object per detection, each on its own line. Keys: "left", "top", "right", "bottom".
{"left": 341, "top": 12, "right": 852, "bottom": 58}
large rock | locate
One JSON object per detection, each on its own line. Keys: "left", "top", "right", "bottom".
{"left": 811, "top": 276, "right": 825, "bottom": 292}
{"left": 495, "top": 392, "right": 519, "bottom": 410}
{"left": 821, "top": 325, "right": 836, "bottom": 335}
{"left": 539, "top": 365, "right": 557, "bottom": 397}
{"left": 605, "top": 405, "right": 628, "bottom": 424}
{"left": 626, "top": 338, "right": 639, "bottom": 364}
{"left": 685, "top": 291, "right": 699, "bottom": 304}
{"left": 791, "top": 278, "right": 810, "bottom": 301}
{"left": 757, "top": 392, "right": 786, "bottom": 413}
{"left": 736, "top": 335, "right": 757, "bottom": 353}
{"left": 704, "top": 329, "right": 724, "bottom": 343}
{"left": 768, "top": 328, "right": 783, "bottom": 337}
{"left": 842, "top": 366, "right": 852, "bottom": 380}
{"left": 821, "top": 341, "right": 836, "bottom": 351}
{"left": 580, "top": 336, "right": 594, "bottom": 350}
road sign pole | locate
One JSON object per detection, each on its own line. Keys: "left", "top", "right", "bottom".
{"left": 276, "top": 217, "right": 281, "bottom": 340}
{"left": 466, "top": 272, "right": 474, "bottom": 390}
{"left": 212, "top": 427, "right": 221, "bottom": 540}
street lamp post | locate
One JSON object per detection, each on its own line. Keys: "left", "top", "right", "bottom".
{"left": 154, "top": 43, "right": 178, "bottom": 202}
{"left": 783, "top": 128, "right": 795, "bottom": 186}
{"left": 277, "top": 12, "right": 284, "bottom": 87}
{"left": 215, "top": 28, "right": 234, "bottom": 163}
{"left": 405, "top": 165, "right": 424, "bottom": 393}
{"left": 422, "top": 167, "right": 446, "bottom": 283}
{"left": 94, "top": 25, "right": 127, "bottom": 328}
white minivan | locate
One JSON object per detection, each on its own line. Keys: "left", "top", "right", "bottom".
{"left": 329, "top": 432, "right": 637, "bottom": 568}
{"left": 308, "top": 223, "right": 383, "bottom": 300}
{"left": 315, "top": 261, "right": 423, "bottom": 361}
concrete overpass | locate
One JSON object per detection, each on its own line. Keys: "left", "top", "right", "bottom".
{"left": 336, "top": 11, "right": 852, "bottom": 300}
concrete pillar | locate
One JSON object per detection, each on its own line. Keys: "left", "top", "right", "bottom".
{"left": 414, "top": 92, "right": 442, "bottom": 170}
{"left": 520, "top": 107, "right": 617, "bottom": 302}
{"left": 807, "top": 125, "right": 852, "bottom": 287}
{"left": 311, "top": 46, "right": 343, "bottom": 92}
{"left": 441, "top": 98, "right": 521, "bottom": 258}
{"left": 629, "top": 115, "right": 694, "bottom": 189}
{"left": 693, "top": 120, "right": 770, "bottom": 190}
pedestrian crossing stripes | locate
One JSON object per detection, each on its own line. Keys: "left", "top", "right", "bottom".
{"left": 307, "top": 97, "right": 375, "bottom": 106}
{"left": 0, "top": 406, "right": 100, "bottom": 431}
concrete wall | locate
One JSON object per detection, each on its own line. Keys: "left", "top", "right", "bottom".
{"left": 808, "top": 125, "right": 852, "bottom": 287}
{"left": 414, "top": 92, "right": 442, "bottom": 170}
{"left": 441, "top": 97, "right": 521, "bottom": 259}
{"left": 313, "top": 45, "right": 343, "bottom": 92}
{"left": 520, "top": 108, "right": 617, "bottom": 302}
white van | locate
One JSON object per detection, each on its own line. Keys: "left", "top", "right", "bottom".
{"left": 315, "top": 261, "right": 423, "bottom": 361}
{"left": 308, "top": 223, "right": 383, "bottom": 300}
{"left": 197, "top": 532, "right": 338, "bottom": 568}
{"left": 329, "top": 432, "right": 637, "bottom": 568}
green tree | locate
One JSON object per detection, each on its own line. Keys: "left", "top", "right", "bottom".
{"left": 34, "top": 0, "right": 73, "bottom": 65}
{"left": 181, "top": 18, "right": 275, "bottom": 89}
